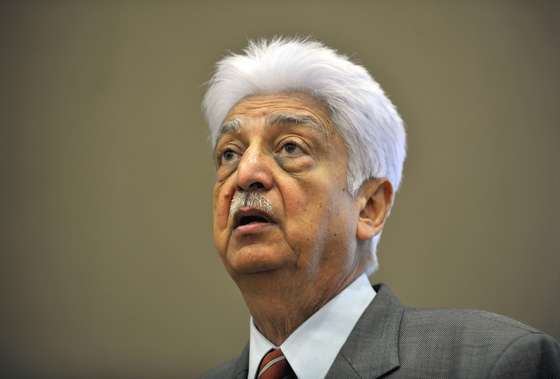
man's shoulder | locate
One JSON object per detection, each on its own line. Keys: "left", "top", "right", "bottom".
{"left": 373, "top": 284, "right": 541, "bottom": 342}
{"left": 402, "top": 306, "right": 539, "bottom": 337}
{"left": 397, "top": 305, "right": 560, "bottom": 376}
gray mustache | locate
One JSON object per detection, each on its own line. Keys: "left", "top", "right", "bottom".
{"left": 230, "top": 191, "right": 273, "bottom": 216}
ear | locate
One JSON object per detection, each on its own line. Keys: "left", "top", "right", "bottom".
{"left": 356, "top": 178, "right": 394, "bottom": 241}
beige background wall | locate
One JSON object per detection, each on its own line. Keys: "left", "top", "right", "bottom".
{"left": 2, "top": 1, "right": 559, "bottom": 378}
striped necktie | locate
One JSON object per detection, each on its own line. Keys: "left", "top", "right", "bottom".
{"left": 256, "top": 348, "right": 296, "bottom": 379}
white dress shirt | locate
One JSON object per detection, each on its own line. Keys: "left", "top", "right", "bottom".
{"left": 248, "top": 273, "right": 375, "bottom": 379}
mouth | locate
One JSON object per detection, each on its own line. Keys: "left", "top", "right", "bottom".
{"left": 233, "top": 208, "right": 276, "bottom": 233}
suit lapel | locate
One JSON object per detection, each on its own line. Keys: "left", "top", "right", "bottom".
{"left": 326, "top": 284, "right": 403, "bottom": 379}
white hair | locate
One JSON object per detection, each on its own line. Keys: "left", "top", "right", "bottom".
{"left": 202, "top": 37, "right": 406, "bottom": 275}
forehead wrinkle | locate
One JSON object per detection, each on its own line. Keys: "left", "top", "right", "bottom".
{"left": 216, "top": 112, "right": 329, "bottom": 145}
{"left": 216, "top": 93, "right": 334, "bottom": 145}
{"left": 266, "top": 113, "right": 327, "bottom": 135}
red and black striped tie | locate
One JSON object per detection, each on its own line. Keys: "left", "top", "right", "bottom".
{"left": 256, "top": 348, "right": 296, "bottom": 379}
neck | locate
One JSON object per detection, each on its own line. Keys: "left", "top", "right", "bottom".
{"left": 239, "top": 268, "right": 363, "bottom": 345}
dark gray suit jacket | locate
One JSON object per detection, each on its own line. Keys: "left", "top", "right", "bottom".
{"left": 203, "top": 284, "right": 560, "bottom": 378}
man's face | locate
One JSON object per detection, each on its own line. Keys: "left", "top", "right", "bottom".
{"left": 212, "top": 92, "right": 363, "bottom": 288}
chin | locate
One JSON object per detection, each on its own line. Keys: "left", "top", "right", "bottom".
{"left": 226, "top": 243, "right": 294, "bottom": 275}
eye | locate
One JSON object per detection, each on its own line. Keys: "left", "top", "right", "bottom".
{"left": 219, "top": 148, "right": 239, "bottom": 164}
{"left": 275, "top": 138, "right": 314, "bottom": 172}
{"left": 280, "top": 141, "right": 303, "bottom": 155}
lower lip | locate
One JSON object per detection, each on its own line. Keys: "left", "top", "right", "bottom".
{"left": 234, "top": 222, "right": 273, "bottom": 235}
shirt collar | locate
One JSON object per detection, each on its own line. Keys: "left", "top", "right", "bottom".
{"left": 248, "top": 273, "right": 375, "bottom": 379}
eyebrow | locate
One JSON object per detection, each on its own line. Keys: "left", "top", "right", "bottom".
{"left": 219, "top": 118, "right": 242, "bottom": 135}
{"left": 218, "top": 113, "right": 325, "bottom": 139}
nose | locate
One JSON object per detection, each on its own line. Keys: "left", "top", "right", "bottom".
{"left": 236, "top": 145, "right": 273, "bottom": 192}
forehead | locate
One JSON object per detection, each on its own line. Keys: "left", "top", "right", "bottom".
{"left": 222, "top": 92, "right": 333, "bottom": 131}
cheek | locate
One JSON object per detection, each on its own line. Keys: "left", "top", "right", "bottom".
{"left": 281, "top": 173, "right": 355, "bottom": 255}
{"left": 282, "top": 182, "right": 330, "bottom": 244}
{"left": 213, "top": 182, "right": 235, "bottom": 236}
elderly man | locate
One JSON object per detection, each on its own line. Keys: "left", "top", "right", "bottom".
{"left": 201, "top": 38, "right": 559, "bottom": 379}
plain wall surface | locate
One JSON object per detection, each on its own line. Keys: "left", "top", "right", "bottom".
{"left": 2, "top": 1, "right": 559, "bottom": 378}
